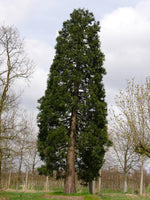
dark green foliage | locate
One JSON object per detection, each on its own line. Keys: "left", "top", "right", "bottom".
{"left": 37, "top": 165, "right": 49, "bottom": 176}
{"left": 37, "top": 8, "right": 110, "bottom": 183}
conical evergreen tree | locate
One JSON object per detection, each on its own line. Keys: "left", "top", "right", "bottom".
{"left": 37, "top": 8, "right": 110, "bottom": 194}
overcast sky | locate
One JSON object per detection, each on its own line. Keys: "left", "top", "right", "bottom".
{"left": 0, "top": 0, "right": 150, "bottom": 118}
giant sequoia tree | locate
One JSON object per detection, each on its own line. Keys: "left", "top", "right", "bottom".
{"left": 37, "top": 9, "right": 109, "bottom": 193}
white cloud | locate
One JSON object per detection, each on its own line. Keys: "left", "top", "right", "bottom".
{"left": 16, "top": 39, "right": 54, "bottom": 112}
{"left": 101, "top": 0, "right": 150, "bottom": 105}
{"left": 25, "top": 39, "right": 54, "bottom": 70}
{"left": 21, "top": 68, "right": 48, "bottom": 111}
{"left": 0, "top": 0, "right": 35, "bottom": 25}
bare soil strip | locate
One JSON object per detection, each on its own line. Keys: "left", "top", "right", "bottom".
{"left": 42, "top": 195, "right": 102, "bottom": 200}
{"left": 42, "top": 195, "right": 84, "bottom": 200}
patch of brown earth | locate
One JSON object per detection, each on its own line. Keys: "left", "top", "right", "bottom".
{"left": 126, "top": 194, "right": 138, "bottom": 198}
{"left": 42, "top": 195, "right": 84, "bottom": 200}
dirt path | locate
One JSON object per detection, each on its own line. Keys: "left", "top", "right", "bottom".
{"left": 42, "top": 195, "right": 84, "bottom": 200}
{"left": 42, "top": 195, "right": 102, "bottom": 200}
{"left": 4, "top": 189, "right": 102, "bottom": 200}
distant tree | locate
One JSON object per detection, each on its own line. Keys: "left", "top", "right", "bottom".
{"left": 13, "top": 112, "right": 40, "bottom": 190}
{"left": 112, "top": 77, "right": 150, "bottom": 195}
{"left": 15, "top": 113, "right": 31, "bottom": 189}
{"left": 22, "top": 117, "right": 40, "bottom": 190}
{"left": 109, "top": 115, "right": 139, "bottom": 192}
{"left": 0, "top": 25, "right": 33, "bottom": 187}
{"left": 37, "top": 9, "right": 110, "bottom": 193}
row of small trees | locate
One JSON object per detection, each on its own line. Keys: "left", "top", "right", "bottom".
{"left": 1, "top": 167, "right": 150, "bottom": 193}
{"left": 1, "top": 124, "right": 40, "bottom": 190}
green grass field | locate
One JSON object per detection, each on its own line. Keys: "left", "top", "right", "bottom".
{"left": 100, "top": 193, "right": 150, "bottom": 200}
{"left": 0, "top": 190, "right": 150, "bottom": 200}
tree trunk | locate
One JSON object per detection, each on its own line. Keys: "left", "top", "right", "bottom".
{"left": 25, "top": 170, "right": 28, "bottom": 190}
{"left": 89, "top": 181, "right": 92, "bottom": 194}
{"left": 25, "top": 166, "right": 29, "bottom": 190}
{"left": 140, "top": 156, "right": 144, "bottom": 195}
{"left": 89, "top": 180, "right": 95, "bottom": 194}
{"left": 45, "top": 176, "right": 49, "bottom": 192}
{"left": 8, "top": 170, "right": 12, "bottom": 188}
{"left": 64, "top": 74, "right": 79, "bottom": 194}
{"left": 123, "top": 172, "right": 127, "bottom": 193}
{"left": 31, "top": 151, "right": 36, "bottom": 190}
{"left": 98, "top": 169, "right": 102, "bottom": 194}
{"left": 16, "top": 150, "right": 23, "bottom": 190}
{"left": 64, "top": 108, "right": 76, "bottom": 194}
{"left": 92, "top": 180, "right": 96, "bottom": 194}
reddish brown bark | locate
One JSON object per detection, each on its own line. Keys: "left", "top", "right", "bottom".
{"left": 64, "top": 108, "right": 76, "bottom": 193}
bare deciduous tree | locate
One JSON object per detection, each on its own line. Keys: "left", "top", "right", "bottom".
{"left": 111, "top": 77, "right": 150, "bottom": 194}
{"left": 0, "top": 25, "right": 34, "bottom": 187}
{"left": 109, "top": 116, "right": 139, "bottom": 192}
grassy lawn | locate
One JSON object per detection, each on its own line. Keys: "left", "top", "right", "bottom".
{"left": 0, "top": 191, "right": 150, "bottom": 200}
{"left": 100, "top": 192, "right": 150, "bottom": 200}
{"left": 0, "top": 191, "right": 46, "bottom": 200}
